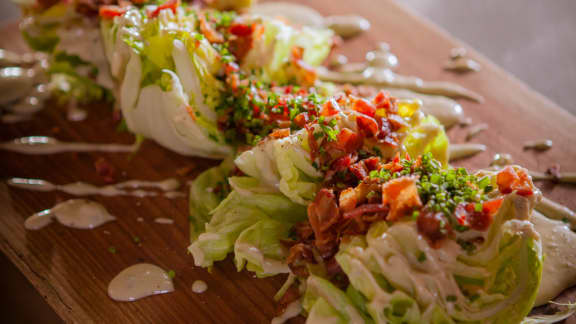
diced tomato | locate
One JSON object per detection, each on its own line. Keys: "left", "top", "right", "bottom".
{"left": 482, "top": 198, "right": 503, "bottom": 215}
{"left": 320, "top": 99, "right": 340, "bottom": 117}
{"left": 99, "top": 6, "right": 125, "bottom": 19}
{"left": 356, "top": 115, "right": 379, "bottom": 138}
{"left": 229, "top": 23, "right": 253, "bottom": 37}
{"left": 148, "top": 0, "right": 179, "bottom": 18}
{"left": 352, "top": 98, "right": 376, "bottom": 117}
{"left": 496, "top": 166, "right": 534, "bottom": 196}
{"left": 335, "top": 128, "right": 363, "bottom": 153}
{"left": 293, "top": 113, "right": 309, "bottom": 128}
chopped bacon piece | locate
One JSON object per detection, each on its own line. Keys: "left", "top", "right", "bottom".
{"left": 321, "top": 99, "right": 340, "bottom": 117}
{"left": 372, "top": 91, "right": 397, "bottom": 113}
{"left": 417, "top": 210, "right": 450, "bottom": 247}
{"left": 307, "top": 189, "right": 340, "bottom": 253}
{"left": 387, "top": 114, "right": 408, "bottom": 131}
{"left": 199, "top": 14, "right": 224, "bottom": 43}
{"left": 228, "top": 23, "right": 255, "bottom": 62}
{"left": 148, "top": 0, "right": 179, "bottom": 18}
{"left": 356, "top": 115, "right": 379, "bottom": 138}
{"left": 363, "top": 157, "right": 380, "bottom": 171}
{"left": 464, "top": 198, "right": 503, "bottom": 231}
{"left": 331, "top": 154, "right": 354, "bottom": 172}
{"left": 335, "top": 128, "right": 363, "bottom": 153}
{"left": 290, "top": 46, "right": 317, "bottom": 87}
{"left": 352, "top": 98, "right": 376, "bottom": 117}
{"left": 339, "top": 188, "right": 357, "bottom": 213}
{"left": 293, "top": 113, "right": 309, "bottom": 128}
{"left": 342, "top": 203, "right": 387, "bottom": 220}
{"left": 94, "top": 157, "right": 117, "bottom": 183}
{"left": 270, "top": 128, "right": 290, "bottom": 139}
{"left": 381, "top": 176, "right": 422, "bottom": 221}
{"left": 348, "top": 160, "right": 368, "bottom": 180}
{"left": 99, "top": 5, "right": 126, "bottom": 19}
{"left": 496, "top": 166, "right": 533, "bottom": 196}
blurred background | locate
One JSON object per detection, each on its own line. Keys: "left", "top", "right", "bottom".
{"left": 2, "top": 0, "right": 575, "bottom": 113}
{"left": 0, "top": 0, "right": 574, "bottom": 322}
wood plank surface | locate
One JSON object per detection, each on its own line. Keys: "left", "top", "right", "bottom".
{"left": 1, "top": 0, "right": 575, "bottom": 323}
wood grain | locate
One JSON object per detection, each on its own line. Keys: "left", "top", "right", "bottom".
{"left": 1, "top": 0, "right": 575, "bottom": 323}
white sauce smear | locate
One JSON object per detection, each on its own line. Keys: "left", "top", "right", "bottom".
{"left": 108, "top": 263, "right": 174, "bottom": 302}
{"left": 191, "top": 280, "right": 208, "bottom": 294}
{"left": 25, "top": 199, "right": 116, "bottom": 230}
{"left": 7, "top": 177, "right": 181, "bottom": 198}
{"left": 0, "top": 136, "right": 136, "bottom": 155}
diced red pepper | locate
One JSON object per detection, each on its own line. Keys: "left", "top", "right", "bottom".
{"left": 148, "top": 0, "right": 179, "bottom": 18}
{"left": 99, "top": 6, "right": 126, "bottom": 19}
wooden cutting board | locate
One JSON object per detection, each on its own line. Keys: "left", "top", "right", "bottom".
{"left": 1, "top": 0, "right": 575, "bottom": 323}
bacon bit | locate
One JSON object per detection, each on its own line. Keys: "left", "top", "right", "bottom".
{"left": 464, "top": 199, "right": 502, "bottom": 231}
{"left": 276, "top": 284, "right": 301, "bottom": 315}
{"left": 387, "top": 114, "right": 408, "bottom": 131}
{"left": 148, "top": 0, "right": 179, "bottom": 18}
{"left": 307, "top": 189, "right": 340, "bottom": 253}
{"left": 372, "top": 91, "right": 397, "bottom": 113}
{"left": 339, "top": 188, "right": 357, "bottom": 213}
{"left": 306, "top": 125, "right": 319, "bottom": 161}
{"left": 286, "top": 243, "right": 315, "bottom": 277}
{"left": 417, "top": 211, "right": 450, "bottom": 247}
{"left": 185, "top": 106, "right": 197, "bottom": 121}
{"left": 228, "top": 23, "right": 255, "bottom": 62}
{"left": 99, "top": 5, "right": 126, "bottom": 19}
{"left": 496, "top": 166, "right": 533, "bottom": 196}
{"left": 293, "top": 113, "right": 309, "bottom": 128}
{"left": 331, "top": 154, "right": 355, "bottom": 172}
{"left": 321, "top": 99, "right": 340, "bottom": 117}
{"left": 334, "top": 128, "right": 363, "bottom": 153}
{"left": 342, "top": 204, "right": 387, "bottom": 220}
{"left": 349, "top": 160, "right": 368, "bottom": 180}
{"left": 352, "top": 98, "right": 376, "bottom": 117}
{"left": 176, "top": 165, "right": 195, "bottom": 176}
{"left": 381, "top": 152, "right": 404, "bottom": 173}
{"left": 381, "top": 177, "right": 422, "bottom": 221}
{"left": 94, "top": 157, "right": 117, "bottom": 183}
{"left": 199, "top": 14, "right": 224, "bottom": 43}
{"left": 270, "top": 128, "right": 291, "bottom": 139}
{"left": 290, "top": 46, "right": 317, "bottom": 87}
{"left": 356, "top": 115, "right": 379, "bottom": 138}
{"left": 363, "top": 157, "right": 380, "bottom": 171}
{"left": 546, "top": 164, "right": 561, "bottom": 182}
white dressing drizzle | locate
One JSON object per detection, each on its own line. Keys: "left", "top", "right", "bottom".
{"left": 0, "top": 136, "right": 137, "bottom": 154}
{"left": 108, "top": 263, "right": 174, "bottom": 302}
{"left": 448, "top": 143, "right": 486, "bottom": 161}
{"left": 191, "top": 280, "right": 208, "bottom": 294}
{"left": 7, "top": 177, "right": 181, "bottom": 198}
{"left": 25, "top": 199, "right": 116, "bottom": 230}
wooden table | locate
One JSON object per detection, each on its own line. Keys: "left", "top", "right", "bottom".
{"left": 1, "top": 0, "right": 575, "bottom": 322}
